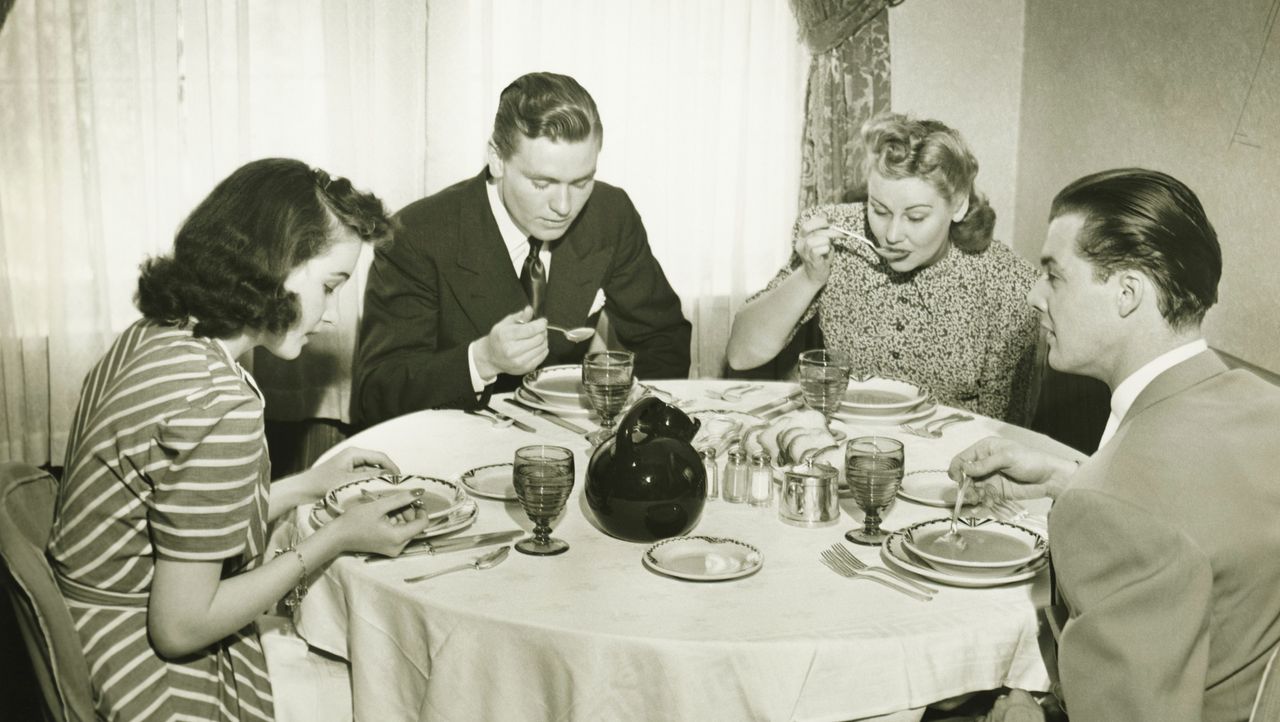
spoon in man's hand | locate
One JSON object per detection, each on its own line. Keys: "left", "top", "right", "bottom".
{"left": 547, "top": 324, "right": 596, "bottom": 343}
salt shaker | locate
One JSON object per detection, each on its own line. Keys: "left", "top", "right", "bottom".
{"left": 748, "top": 451, "right": 773, "bottom": 507}
{"left": 700, "top": 447, "right": 720, "bottom": 500}
{"left": 722, "top": 448, "right": 749, "bottom": 503}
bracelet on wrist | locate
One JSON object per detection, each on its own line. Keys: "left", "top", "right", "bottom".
{"left": 274, "top": 545, "right": 309, "bottom": 613}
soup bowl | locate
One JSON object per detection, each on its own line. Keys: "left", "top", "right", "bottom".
{"left": 901, "top": 518, "right": 1046, "bottom": 578}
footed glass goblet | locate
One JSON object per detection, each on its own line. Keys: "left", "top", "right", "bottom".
{"left": 512, "top": 445, "right": 576, "bottom": 556}
{"left": 844, "top": 436, "right": 904, "bottom": 545}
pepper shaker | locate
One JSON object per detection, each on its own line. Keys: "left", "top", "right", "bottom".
{"left": 700, "top": 447, "right": 720, "bottom": 500}
{"left": 748, "top": 451, "right": 773, "bottom": 507}
{"left": 722, "top": 448, "right": 749, "bottom": 503}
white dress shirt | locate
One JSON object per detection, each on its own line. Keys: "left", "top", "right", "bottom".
{"left": 1096, "top": 338, "right": 1208, "bottom": 449}
{"left": 465, "top": 181, "right": 557, "bottom": 392}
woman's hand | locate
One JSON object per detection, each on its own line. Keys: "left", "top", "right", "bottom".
{"left": 323, "top": 491, "right": 435, "bottom": 557}
{"left": 305, "top": 447, "right": 401, "bottom": 497}
{"left": 794, "top": 216, "right": 839, "bottom": 285}
{"left": 948, "top": 437, "right": 1078, "bottom": 500}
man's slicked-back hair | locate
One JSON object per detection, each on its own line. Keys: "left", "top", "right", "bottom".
{"left": 491, "top": 72, "right": 602, "bottom": 159}
{"left": 1050, "top": 168, "right": 1221, "bottom": 330}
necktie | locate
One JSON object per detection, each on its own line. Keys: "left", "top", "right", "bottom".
{"left": 519, "top": 237, "right": 546, "bottom": 316}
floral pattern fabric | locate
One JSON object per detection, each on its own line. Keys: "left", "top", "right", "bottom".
{"left": 757, "top": 202, "right": 1041, "bottom": 423}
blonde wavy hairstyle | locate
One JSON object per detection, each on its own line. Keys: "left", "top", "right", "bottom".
{"left": 859, "top": 112, "right": 996, "bottom": 252}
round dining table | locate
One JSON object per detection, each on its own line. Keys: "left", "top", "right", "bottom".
{"left": 288, "top": 379, "right": 1083, "bottom": 722}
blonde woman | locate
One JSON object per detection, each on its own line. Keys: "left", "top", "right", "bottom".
{"left": 727, "top": 113, "right": 1039, "bottom": 423}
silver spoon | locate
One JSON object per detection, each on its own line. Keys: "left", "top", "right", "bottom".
{"left": 403, "top": 545, "right": 511, "bottom": 583}
{"left": 939, "top": 473, "right": 970, "bottom": 551}
{"left": 547, "top": 324, "right": 596, "bottom": 343}
{"left": 825, "top": 225, "right": 879, "bottom": 251}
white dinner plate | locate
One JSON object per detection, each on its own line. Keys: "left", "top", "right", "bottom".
{"left": 323, "top": 474, "right": 466, "bottom": 520}
{"left": 512, "top": 386, "right": 594, "bottom": 416}
{"left": 311, "top": 497, "right": 479, "bottom": 540}
{"left": 899, "top": 469, "right": 963, "bottom": 507}
{"left": 459, "top": 463, "right": 518, "bottom": 501}
{"left": 880, "top": 528, "right": 1048, "bottom": 588}
{"left": 642, "top": 535, "right": 763, "bottom": 582}
{"left": 689, "top": 409, "right": 763, "bottom": 456}
{"left": 833, "top": 398, "right": 937, "bottom": 425}
{"left": 842, "top": 377, "right": 928, "bottom": 415}
{"left": 522, "top": 364, "right": 585, "bottom": 402}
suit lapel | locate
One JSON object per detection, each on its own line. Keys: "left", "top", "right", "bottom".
{"left": 447, "top": 171, "right": 530, "bottom": 334}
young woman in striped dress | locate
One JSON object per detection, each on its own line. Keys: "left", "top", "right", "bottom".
{"left": 48, "top": 158, "right": 436, "bottom": 721}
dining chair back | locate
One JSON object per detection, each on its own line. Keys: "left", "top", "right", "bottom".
{"left": 0, "top": 462, "right": 95, "bottom": 722}
{"left": 1251, "top": 644, "right": 1280, "bottom": 722}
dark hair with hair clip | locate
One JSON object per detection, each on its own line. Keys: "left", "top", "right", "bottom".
{"left": 136, "top": 158, "right": 396, "bottom": 338}
{"left": 860, "top": 112, "right": 995, "bottom": 253}
{"left": 1050, "top": 168, "right": 1221, "bottom": 330}
{"left": 490, "top": 72, "right": 603, "bottom": 159}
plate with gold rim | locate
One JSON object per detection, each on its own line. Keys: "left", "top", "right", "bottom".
{"left": 642, "top": 535, "right": 763, "bottom": 582}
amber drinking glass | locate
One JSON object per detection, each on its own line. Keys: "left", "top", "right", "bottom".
{"left": 844, "top": 436, "right": 904, "bottom": 545}
{"left": 582, "top": 350, "right": 635, "bottom": 446}
{"left": 513, "top": 445, "right": 576, "bottom": 556}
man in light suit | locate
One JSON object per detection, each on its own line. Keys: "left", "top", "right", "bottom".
{"left": 950, "top": 168, "right": 1280, "bottom": 721}
{"left": 353, "top": 72, "right": 691, "bottom": 425}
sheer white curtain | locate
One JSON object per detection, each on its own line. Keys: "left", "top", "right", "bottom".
{"left": 0, "top": 0, "right": 427, "bottom": 465}
{"left": 424, "top": 0, "right": 808, "bottom": 379}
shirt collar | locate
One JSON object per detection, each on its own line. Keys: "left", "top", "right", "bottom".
{"left": 1109, "top": 338, "right": 1208, "bottom": 423}
{"left": 486, "top": 178, "right": 532, "bottom": 269}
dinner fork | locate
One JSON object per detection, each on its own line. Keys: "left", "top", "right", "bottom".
{"left": 819, "top": 550, "right": 933, "bottom": 601}
{"left": 899, "top": 412, "right": 973, "bottom": 439}
{"left": 827, "top": 544, "right": 938, "bottom": 595}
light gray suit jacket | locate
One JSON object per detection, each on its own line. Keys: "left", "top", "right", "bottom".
{"left": 1048, "top": 350, "right": 1280, "bottom": 722}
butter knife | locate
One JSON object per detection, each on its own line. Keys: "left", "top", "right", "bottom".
{"left": 363, "top": 530, "right": 523, "bottom": 563}
{"left": 482, "top": 404, "right": 538, "bottom": 434}
{"left": 747, "top": 389, "right": 803, "bottom": 416}
{"left": 502, "top": 397, "right": 590, "bottom": 435}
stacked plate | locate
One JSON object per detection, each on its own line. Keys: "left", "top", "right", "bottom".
{"left": 310, "top": 473, "right": 477, "bottom": 539}
{"left": 516, "top": 364, "right": 642, "bottom": 417}
{"left": 880, "top": 518, "right": 1048, "bottom": 588}
{"left": 833, "top": 377, "right": 934, "bottom": 424}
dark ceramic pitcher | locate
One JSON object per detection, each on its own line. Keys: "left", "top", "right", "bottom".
{"left": 585, "top": 397, "right": 706, "bottom": 542}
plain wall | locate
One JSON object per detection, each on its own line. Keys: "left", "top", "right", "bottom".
{"left": 890, "top": 0, "right": 1027, "bottom": 248}
{"left": 1016, "top": 0, "right": 1280, "bottom": 372}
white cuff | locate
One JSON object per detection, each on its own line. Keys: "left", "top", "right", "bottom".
{"left": 467, "top": 341, "right": 496, "bottom": 393}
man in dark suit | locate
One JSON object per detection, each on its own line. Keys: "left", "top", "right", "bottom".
{"left": 950, "top": 169, "right": 1280, "bottom": 721}
{"left": 353, "top": 72, "right": 691, "bottom": 425}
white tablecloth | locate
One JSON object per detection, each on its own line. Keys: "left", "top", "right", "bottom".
{"left": 292, "top": 380, "right": 1080, "bottom": 721}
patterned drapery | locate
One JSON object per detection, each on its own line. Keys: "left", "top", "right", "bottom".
{"left": 792, "top": 0, "right": 896, "bottom": 209}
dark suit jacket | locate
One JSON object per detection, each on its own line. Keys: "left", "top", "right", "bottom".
{"left": 1047, "top": 351, "right": 1280, "bottom": 722}
{"left": 352, "top": 170, "right": 691, "bottom": 426}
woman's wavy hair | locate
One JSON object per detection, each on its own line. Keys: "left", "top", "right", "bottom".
{"left": 136, "top": 158, "right": 395, "bottom": 338}
{"left": 859, "top": 112, "right": 995, "bottom": 252}
{"left": 490, "top": 72, "right": 603, "bottom": 160}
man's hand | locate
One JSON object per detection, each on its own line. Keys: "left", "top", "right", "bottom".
{"left": 949, "top": 437, "right": 1078, "bottom": 500}
{"left": 474, "top": 306, "right": 549, "bottom": 379}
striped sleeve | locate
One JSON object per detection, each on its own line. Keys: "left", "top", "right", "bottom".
{"left": 150, "top": 386, "right": 265, "bottom": 561}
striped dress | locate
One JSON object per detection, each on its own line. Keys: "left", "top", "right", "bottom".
{"left": 48, "top": 320, "right": 275, "bottom": 721}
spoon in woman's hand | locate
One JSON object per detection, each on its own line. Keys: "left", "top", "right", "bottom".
{"left": 824, "top": 225, "right": 879, "bottom": 251}
{"left": 547, "top": 324, "right": 596, "bottom": 343}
